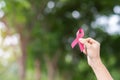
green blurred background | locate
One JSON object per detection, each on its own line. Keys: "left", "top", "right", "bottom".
{"left": 0, "top": 0, "right": 120, "bottom": 80}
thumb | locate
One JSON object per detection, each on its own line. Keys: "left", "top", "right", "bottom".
{"left": 79, "top": 38, "right": 91, "bottom": 49}
{"left": 79, "top": 38, "right": 87, "bottom": 55}
{"left": 79, "top": 38, "right": 86, "bottom": 44}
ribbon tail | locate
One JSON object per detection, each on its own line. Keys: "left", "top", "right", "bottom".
{"left": 79, "top": 42, "right": 84, "bottom": 52}
{"left": 71, "top": 39, "right": 78, "bottom": 48}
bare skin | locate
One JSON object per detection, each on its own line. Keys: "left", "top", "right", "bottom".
{"left": 79, "top": 38, "right": 113, "bottom": 80}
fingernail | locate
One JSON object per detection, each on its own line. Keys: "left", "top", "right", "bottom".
{"left": 79, "top": 38, "right": 83, "bottom": 43}
{"left": 79, "top": 38, "right": 83, "bottom": 41}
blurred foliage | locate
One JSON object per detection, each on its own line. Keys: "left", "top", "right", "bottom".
{"left": 0, "top": 0, "right": 120, "bottom": 80}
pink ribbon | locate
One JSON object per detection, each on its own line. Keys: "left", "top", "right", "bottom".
{"left": 71, "top": 28, "right": 84, "bottom": 52}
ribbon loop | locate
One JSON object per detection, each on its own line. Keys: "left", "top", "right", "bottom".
{"left": 71, "top": 28, "right": 84, "bottom": 52}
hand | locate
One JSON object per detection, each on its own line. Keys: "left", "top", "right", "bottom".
{"left": 79, "top": 38, "right": 101, "bottom": 67}
{"left": 79, "top": 38, "right": 113, "bottom": 80}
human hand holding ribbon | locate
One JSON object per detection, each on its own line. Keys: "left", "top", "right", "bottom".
{"left": 71, "top": 28, "right": 84, "bottom": 52}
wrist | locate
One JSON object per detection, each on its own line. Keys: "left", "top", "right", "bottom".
{"left": 89, "top": 58, "right": 102, "bottom": 68}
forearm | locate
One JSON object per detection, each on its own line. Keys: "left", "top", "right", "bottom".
{"left": 90, "top": 58, "right": 113, "bottom": 80}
